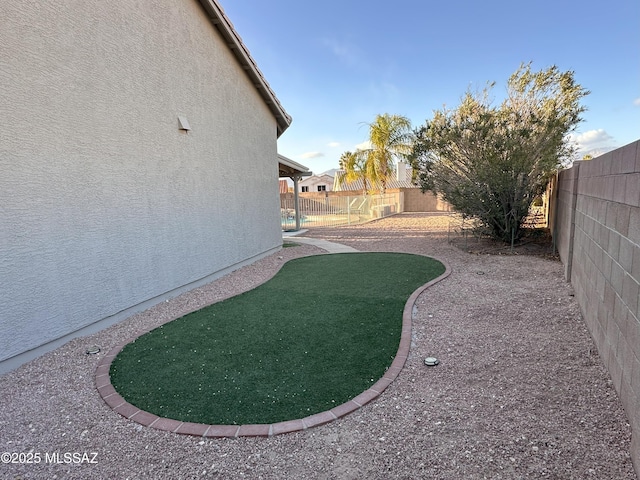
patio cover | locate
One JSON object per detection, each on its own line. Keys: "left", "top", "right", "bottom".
{"left": 278, "top": 154, "right": 311, "bottom": 231}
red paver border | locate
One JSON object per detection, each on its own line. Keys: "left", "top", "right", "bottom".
{"left": 95, "top": 254, "right": 451, "bottom": 437}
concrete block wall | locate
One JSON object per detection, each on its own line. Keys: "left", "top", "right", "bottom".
{"left": 554, "top": 162, "right": 581, "bottom": 280}
{"left": 555, "top": 140, "right": 640, "bottom": 472}
{"left": 400, "top": 188, "right": 453, "bottom": 212}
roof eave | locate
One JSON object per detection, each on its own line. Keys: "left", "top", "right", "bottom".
{"left": 278, "top": 154, "right": 312, "bottom": 177}
{"left": 198, "top": 0, "right": 292, "bottom": 137}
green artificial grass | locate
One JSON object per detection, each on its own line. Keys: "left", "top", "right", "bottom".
{"left": 110, "top": 253, "right": 445, "bottom": 425}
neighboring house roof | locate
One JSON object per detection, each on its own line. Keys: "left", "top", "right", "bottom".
{"left": 300, "top": 173, "right": 334, "bottom": 184}
{"left": 199, "top": 0, "right": 292, "bottom": 137}
{"left": 320, "top": 168, "right": 339, "bottom": 177}
{"left": 333, "top": 165, "right": 418, "bottom": 191}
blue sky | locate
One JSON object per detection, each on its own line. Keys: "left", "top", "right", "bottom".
{"left": 222, "top": 0, "right": 640, "bottom": 175}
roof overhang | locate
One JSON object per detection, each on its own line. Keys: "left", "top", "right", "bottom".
{"left": 198, "top": 0, "right": 292, "bottom": 137}
{"left": 278, "top": 154, "right": 312, "bottom": 178}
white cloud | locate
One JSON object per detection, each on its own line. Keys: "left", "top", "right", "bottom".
{"left": 327, "top": 142, "right": 341, "bottom": 148}
{"left": 568, "top": 129, "right": 617, "bottom": 161}
{"left": 325, "top": 39, "right": 349, "bottom": 57}
{"left": 634, "top": 97, "right": 640, "bottom": 106}
{"left": 354, "top": 141, "right": 372, "bottom": 151}
{"left": 570, "top": 129, "right": 613, "bottom": 148}
{"left": 299, "top": 151, "right": 324, "bottom": 159}
{"left": 320, "top": 37, "right": 362, "bottom": 67}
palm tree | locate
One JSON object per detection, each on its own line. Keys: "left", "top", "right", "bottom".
{"left": 367, "top": 114, "right": 414, "bottom": 192}
{"left": 339, "top": 150, "right": 370, "bottom": 195}
{"left": 339, "top": 114, "right": 413, "bottom": 194}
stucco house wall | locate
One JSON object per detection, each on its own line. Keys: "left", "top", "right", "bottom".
{"left": 0, "top": 1, "right": 289, "bottom": 372}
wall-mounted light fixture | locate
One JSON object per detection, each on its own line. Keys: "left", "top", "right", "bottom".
{"left": 178, "top": 116, "right": 191, "bottom": 131}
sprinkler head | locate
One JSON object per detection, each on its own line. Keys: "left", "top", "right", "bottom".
{"left": 424, "top": 357, "right": 439, "bottom": 366}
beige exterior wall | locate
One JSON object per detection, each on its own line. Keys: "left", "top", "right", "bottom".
{"left": 0, "top": 1, "right": 283, "bottom": 371}
{"left": 554, "top": 140, "right": 640, "bottom": 473}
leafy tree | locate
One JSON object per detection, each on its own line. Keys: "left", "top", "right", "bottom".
{"left": 340, "top": 114, "right": 413, "bottom": 193}
{"left": 410, "top": 64, "right": 589, "bottom": 243}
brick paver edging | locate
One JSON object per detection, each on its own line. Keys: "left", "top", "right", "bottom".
{"left": 95, "top": 255, "right": 451, "bottom": 437}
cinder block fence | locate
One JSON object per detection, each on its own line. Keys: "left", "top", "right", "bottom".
{"left": 553, "top": 140, "right": 640, "bottom": 472}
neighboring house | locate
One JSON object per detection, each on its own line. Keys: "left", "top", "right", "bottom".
{"left": 299, "top": 171, "right": 336, "bottom": 193}
{"left": 333, "top": 162, "right": 415, "bottom": 192}
{"left": 0, "top": 0, "right": 291, "bottom": 373}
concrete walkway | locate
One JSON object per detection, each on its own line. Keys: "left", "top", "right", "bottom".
{"left": 283, "top": 231, "right": 359, "bottom": 254}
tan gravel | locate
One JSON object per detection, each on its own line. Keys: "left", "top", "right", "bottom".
{"left": 0, "top": 212, "right": 636, "bottom": 479}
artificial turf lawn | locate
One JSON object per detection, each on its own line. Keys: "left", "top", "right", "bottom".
{"left": 110, "top": 252, "right": 445, "bottom": 425}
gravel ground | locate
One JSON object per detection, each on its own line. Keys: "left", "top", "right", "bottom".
{"left": 0, "top": 212, "right": 636, "bottom": 479}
